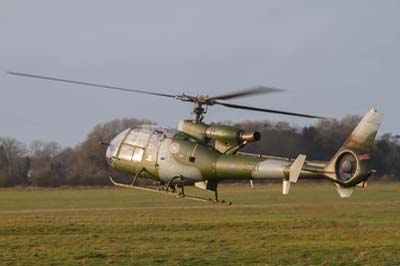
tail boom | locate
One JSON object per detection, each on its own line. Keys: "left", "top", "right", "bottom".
{"left": 224, "top": 107, "right": 383, "bottom": 197}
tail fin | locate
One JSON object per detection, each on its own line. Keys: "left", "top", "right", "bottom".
{"left": 341, "top": 107, "right": 383, "bottom": 155}
{"left": 324, "top": 107, "right": 383, "bottom": 197}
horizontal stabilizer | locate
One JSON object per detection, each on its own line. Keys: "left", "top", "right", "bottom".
{"left": 289, "top": 154, "right": 306, "bottom": 183}
{"left": 282, "top": 180, "right": 290, "bottom": 195}
{"left": 335, "top": 184, "right": 354, "bottom": 198}
{"left": 283, "top": 155, "right": 306, "bottom": 195}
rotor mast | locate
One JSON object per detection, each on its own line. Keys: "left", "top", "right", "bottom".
{"left": 193, "top": 102, "right": 205, "bottom": 123}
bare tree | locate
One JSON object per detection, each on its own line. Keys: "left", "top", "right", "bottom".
{"left": 30, "top": 140, "right": 61, "bottom": 159}
{"left": 0, "top": 137, "right": 28, "bottom": 186}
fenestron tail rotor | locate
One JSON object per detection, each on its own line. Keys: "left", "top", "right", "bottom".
{"left": 7, "top": 71, "right": 326, "bottom": 122}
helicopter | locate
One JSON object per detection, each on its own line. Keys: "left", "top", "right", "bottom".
{"left": 8, "top": 71, "right": 383, "bottom": 205}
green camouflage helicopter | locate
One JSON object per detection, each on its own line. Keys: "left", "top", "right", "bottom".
{"left": 8, "top": 72, "right": 383, "bottom": 205}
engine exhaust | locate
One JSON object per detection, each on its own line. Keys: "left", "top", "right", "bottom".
{"left": 239, "top": 131, "right": 261, "bottom": 142}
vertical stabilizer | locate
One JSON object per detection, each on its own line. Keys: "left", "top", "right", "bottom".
{"left": 342, "top": 107, "right": 383, "bottom": 154}
{"left": 324, "top": 107, "right": 383, "bottom": 190}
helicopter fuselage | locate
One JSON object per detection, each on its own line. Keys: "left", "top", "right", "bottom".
{"left": 106, "top": 120, "right": 366, "bottom": 191}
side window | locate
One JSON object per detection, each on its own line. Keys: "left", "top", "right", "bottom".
{"left": 118, "top": 144, "right": 135, "bottom": 161}
{"left": 145, "top": 132, "right": 162, "bottom": 162}
{"left": 132, "top": 148, "right": 144, "bottom": 162}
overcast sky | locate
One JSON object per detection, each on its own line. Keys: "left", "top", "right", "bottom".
{"left": 1, "top": 0, "right": 399, "bottom": 147}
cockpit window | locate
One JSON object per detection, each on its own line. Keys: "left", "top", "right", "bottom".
{"left": 107, "top": 126, "right": 164, "bottom": 165}
{"left": 124, "top": 128, "right": 153, "bottom": 148}
{"left": 117, "top": 144, "right": 144, "bottom": 162}
{"left": 106, "top": 128, "right": 129, "bottom": 159}
{"left": 118, "top": 144, "right": 135, "bottom": 161}
{"left": 132, "top": 148, "right": 144, "bottom": 162}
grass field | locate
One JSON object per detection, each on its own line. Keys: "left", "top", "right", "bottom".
{"left": 0, "top": 183, "right": 399, "bottom": 266}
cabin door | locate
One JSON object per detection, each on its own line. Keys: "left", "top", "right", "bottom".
{"left": 143, "top": 130, "right": 163, "bottom": 175}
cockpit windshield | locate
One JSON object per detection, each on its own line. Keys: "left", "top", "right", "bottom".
{"left": 124, "top": 128, "right": 154, "bottom": 148}
{"left": 106, "top": 127, "right": 158, "bottom": 165}
{"left": 106, "top": 128, "right": 129, "bottom": 160}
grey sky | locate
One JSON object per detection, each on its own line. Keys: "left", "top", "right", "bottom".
{"left": 1, "top": 0, "right": 399, "bottom": 147}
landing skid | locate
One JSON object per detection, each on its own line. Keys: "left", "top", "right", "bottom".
{"left": 109, "top": 177, "right": 232, "bottom": 205}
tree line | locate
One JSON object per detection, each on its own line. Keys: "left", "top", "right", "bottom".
{"left": 0, "top": 116, "right": 398, "bottom": 187}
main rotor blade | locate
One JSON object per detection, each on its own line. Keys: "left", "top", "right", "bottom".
{"left": 214, "top": 101, "right": 326, "bottom": 119}
{"left": 209, "top": 86, "right": 284, "bottom": 101}
{"left": 7, "top": 71, "right": 177, "bottom": 99}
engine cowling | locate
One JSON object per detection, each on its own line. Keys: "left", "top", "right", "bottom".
{"left": 177, "top": 120, "right": 260, "bottom": 154}
{"left": 205, "top": 125, "right": 260, "bottom": 153}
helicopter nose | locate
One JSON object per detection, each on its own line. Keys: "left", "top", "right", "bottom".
{"left": 106, "top": 145, "right": 115, "bottom": 167}
{"left": 105, "top": 128, "right": 130, "bottom": 167}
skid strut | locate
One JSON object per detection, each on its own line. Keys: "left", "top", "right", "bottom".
{"left": 109, "top": 177, "right": 231, "bottom": 205}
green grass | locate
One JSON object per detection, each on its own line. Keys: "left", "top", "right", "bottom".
{"left": 0, "top": 183, "right": 399, "bottom": 266}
